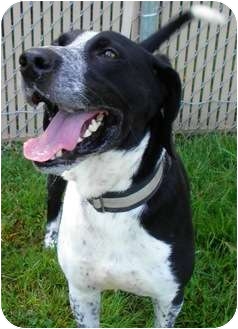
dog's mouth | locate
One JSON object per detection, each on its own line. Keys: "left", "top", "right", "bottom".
{"left": 23, "top": 92, "right": 123, "bottom": 168}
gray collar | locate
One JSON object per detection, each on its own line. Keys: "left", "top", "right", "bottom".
{"left": 88, "top": 149, "right": 171, "bottom": 213}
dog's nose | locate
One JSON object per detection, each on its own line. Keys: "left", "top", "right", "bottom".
{"left": 19, "top": 48, "right": 61, "bottom": 79}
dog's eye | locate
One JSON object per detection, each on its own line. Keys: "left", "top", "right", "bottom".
{"left": 100, "top": 48, "right": 119, "bottom": 59}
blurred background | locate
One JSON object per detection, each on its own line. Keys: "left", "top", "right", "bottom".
{"left": 1, "top": 1, "right": 237, "bottom": 140}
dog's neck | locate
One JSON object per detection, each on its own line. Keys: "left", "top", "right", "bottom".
{"left": 62, "top": 133, "right": 150, "bottom": 199}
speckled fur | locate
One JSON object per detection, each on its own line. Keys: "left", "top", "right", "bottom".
{"left": 44, "top": 208, "right": 62, "bottom": 248}
{"left": 58, "top": 135, "right": 179, "bottom": 327}
{"left": 21, "top": 28, "right": 195, "bottom": 327}
{"left": 47, "top": 32, "right": 98, "bottom": 110}
{"left": 19, "top": 7, "right": 223, "bottom": 325}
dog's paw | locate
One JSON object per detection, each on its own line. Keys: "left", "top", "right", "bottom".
{"left": 44, "top": 219, "right": 59, "bottom": 248}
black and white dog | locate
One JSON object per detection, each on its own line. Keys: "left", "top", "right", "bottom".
{"left": 20, "top": 6, "right": 224, "bottom": 328}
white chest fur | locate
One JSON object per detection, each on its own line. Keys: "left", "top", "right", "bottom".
{"left": 58, "top": 182, "right": 178, "bottom": 298}
{"left": 57, "top": 135, "right": 178, "bottom": 299}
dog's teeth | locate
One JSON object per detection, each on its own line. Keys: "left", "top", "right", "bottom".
{"left": 89, "top": 119, "right": 99, "bottom": 132}
{"left": 88, "top": 125, "right": 95, "bottom": 132}
{"left": 83, "top": 129, "right": 92, "bottom": 138}
{"left": 97, "top": 121, "right": 102, "bottom": 128}
{"left": 51, "top": 155, "right": 56, "bottom": 160}
{"left": 56, "top": 150, "right": 62, "bottom": 157}
{"left": 96, "top": 114, "right": 104, "bottom": 122}
{"left": 83, "top": 118, "right": 102, "bottom": 138}
{"left": 91, "top": 119, "right": 98, "bottom": 128}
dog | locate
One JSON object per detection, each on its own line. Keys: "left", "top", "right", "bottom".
{"left": 20, "top": 5, "right": 224, "bottom": 327}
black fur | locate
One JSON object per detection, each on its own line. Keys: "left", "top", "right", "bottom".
{"left": 140, "top": 11, "right": 193, "bottom": 52}
{"left": 39, "top": 14, "right": 195, "bottom": 290}
{"left": 22, "top": 8, "right": 196, "bottom": 313}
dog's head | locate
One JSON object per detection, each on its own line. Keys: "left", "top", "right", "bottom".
{"left": 20, "top": 30, "right": 181, "bottom": 174}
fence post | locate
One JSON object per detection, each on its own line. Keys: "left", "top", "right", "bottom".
{"left": 121, "top": 2, "right": 134, "bottom": 38}
{"left": 139, "top": 1, "right": 159, "bottom": 41}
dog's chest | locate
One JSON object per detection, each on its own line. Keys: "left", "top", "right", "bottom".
{"left": 58, "top": 181, "right": 177, "bottom": 297}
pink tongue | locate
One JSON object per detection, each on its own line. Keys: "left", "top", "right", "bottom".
{"left": 23, "top": 111, "right": 97, "bottom": 162}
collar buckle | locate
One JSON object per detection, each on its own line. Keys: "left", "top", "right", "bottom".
{"left": 99, "top": 196, "right": 105, "bottom": 212}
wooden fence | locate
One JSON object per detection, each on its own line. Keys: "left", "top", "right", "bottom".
{"left": 1, "top": 1, "right": 237, "bottom": 140}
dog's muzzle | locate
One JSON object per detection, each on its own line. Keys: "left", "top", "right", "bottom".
{"left": 19, "top": 48, "right": 62, "bottom": 81}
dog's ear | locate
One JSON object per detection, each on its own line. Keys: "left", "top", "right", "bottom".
{"left": 52, "top": 30, "right": 82, "bottom": 46}
{"left": 152, "top": 55, "right": 181, "bottom": 155}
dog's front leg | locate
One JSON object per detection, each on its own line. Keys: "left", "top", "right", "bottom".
{"left": 69, "top": 284, "right": 101, "bottom": 328}
{"left": 152, "top": 291, "right": 184, "bottom": 328}
{"left": 44, "top": 175, "right": 66, "bottom": 248}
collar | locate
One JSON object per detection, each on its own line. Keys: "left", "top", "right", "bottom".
{"left": 88, "top": 148, "right": 171, "bottom": 213}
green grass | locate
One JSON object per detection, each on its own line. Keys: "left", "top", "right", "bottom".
{"left": 1, "top": 134, "right": 236, "bottom": 327}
